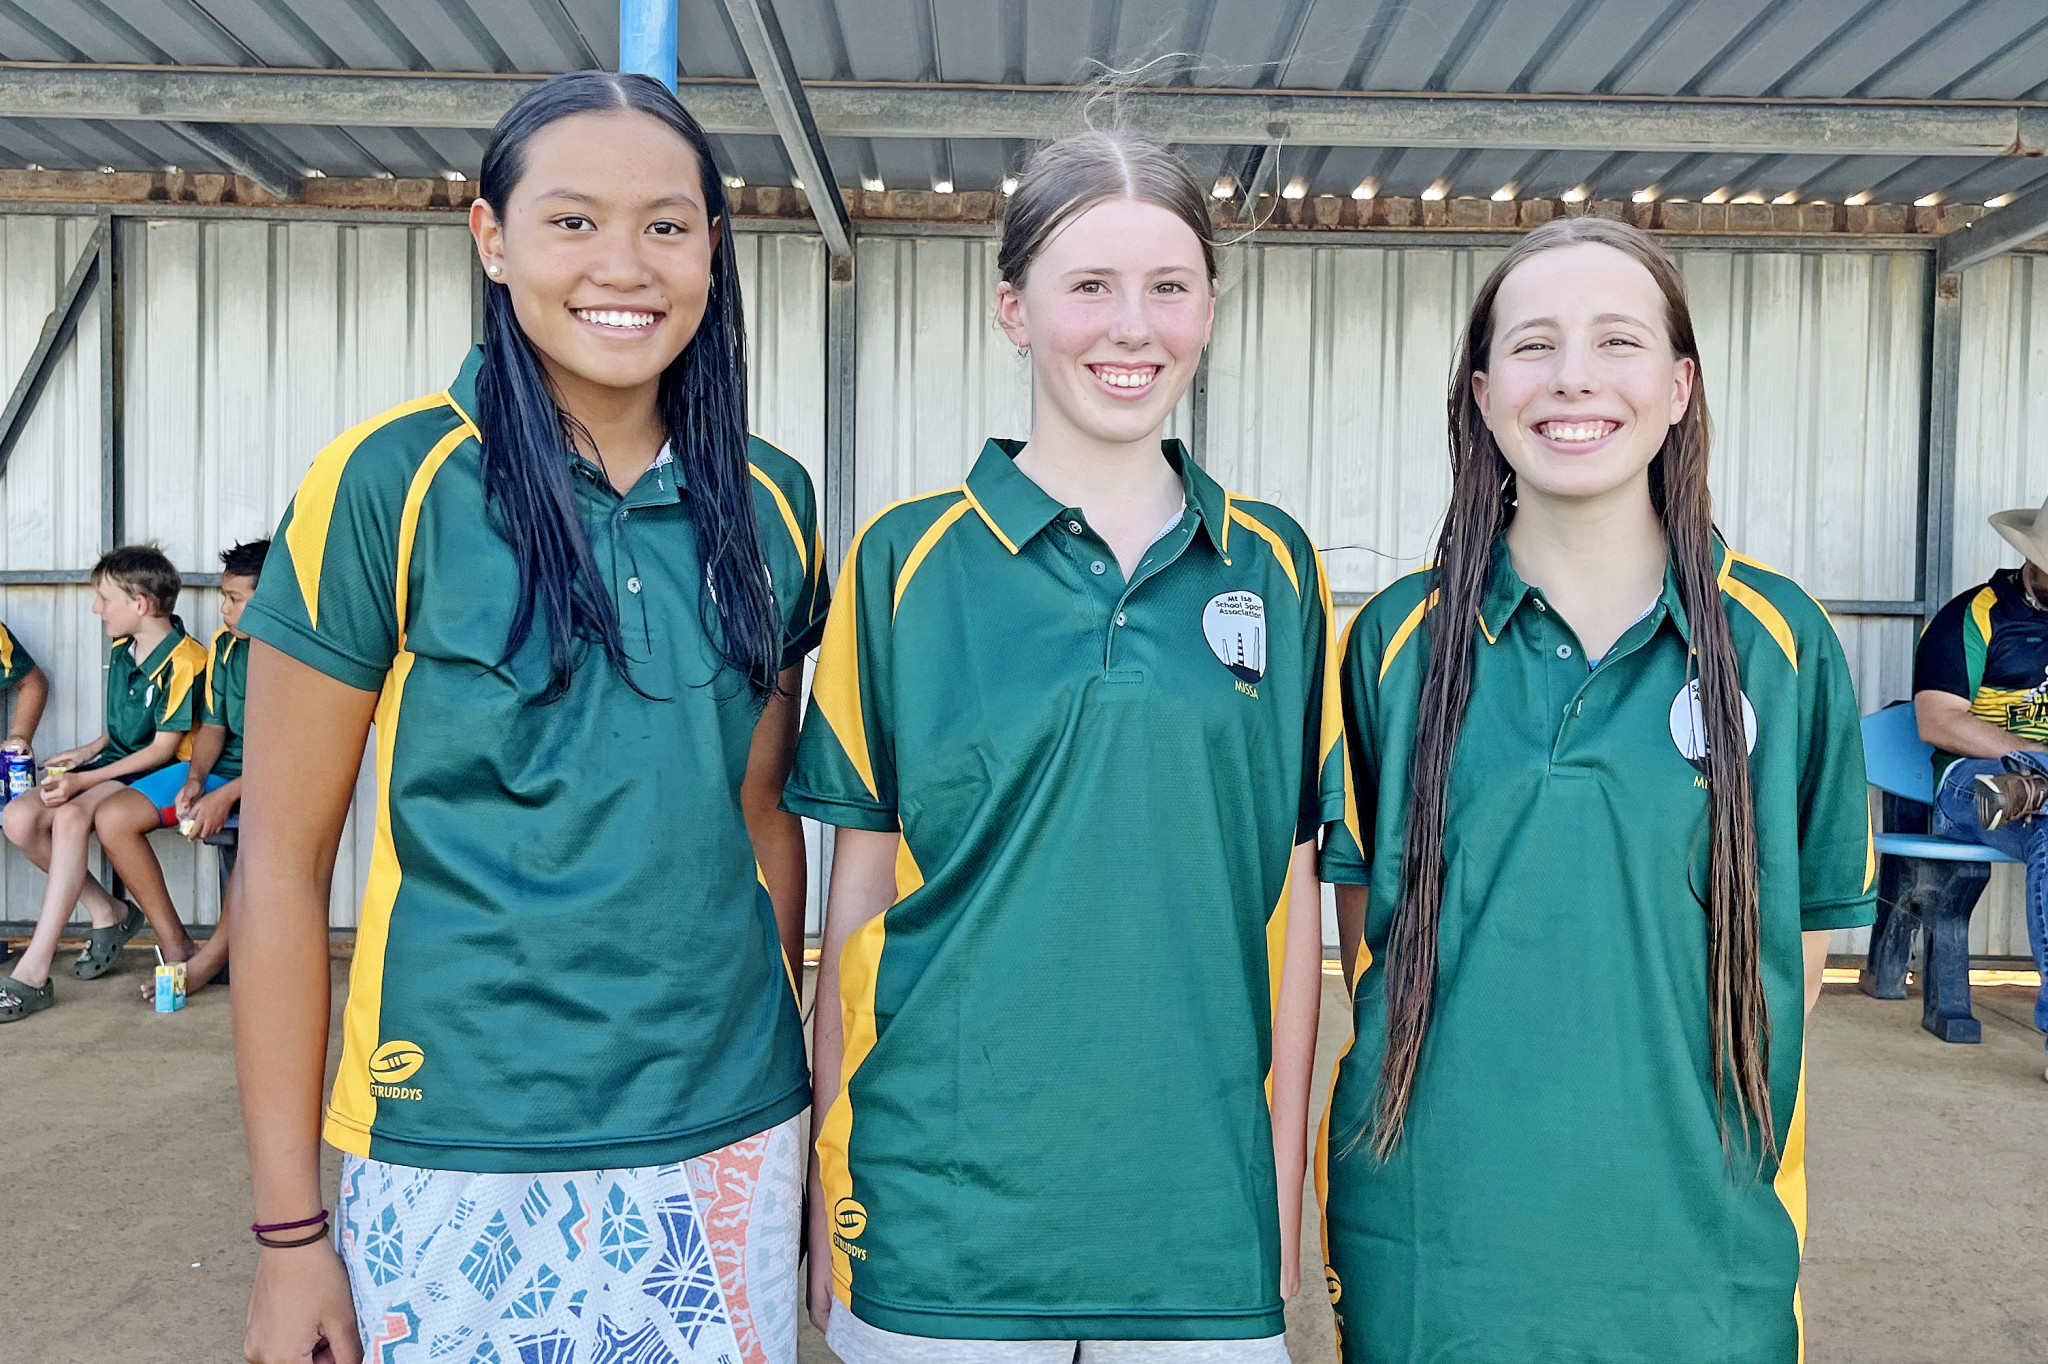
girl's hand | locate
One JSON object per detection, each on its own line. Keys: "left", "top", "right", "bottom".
{"left": 38, "top": 772, "right": 79, "bottom": 806}
{"left": 245, "top": 1240, "right": 362, "bottom": 1364}
{"left": 807, "top": 1199, "right": 836, "bottom": 1334}
{"left": 174, "top": 779, "right": 205, "bottom": 820}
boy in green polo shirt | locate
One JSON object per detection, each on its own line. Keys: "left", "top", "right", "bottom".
{"left": 0, "top": 544, "right": 209, "bottom": 1019}
{"left": 99, "top": 539, "right": 268, "bottom": 1001}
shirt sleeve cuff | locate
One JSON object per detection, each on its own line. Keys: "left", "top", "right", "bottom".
{"left": 780, "top": 786, "right": 900, "bottom": 832}
{"left": 779, "top": 611, "right": 829, "bottom": 672}
{"left": 1800, "top": 895, "right": 1878, "bottom": 932}
{"left": 1319, "top": 851, "right": 1370, "bottom": 886}
{"left": 241, "top": 605, "right": 388, "bottom": 693}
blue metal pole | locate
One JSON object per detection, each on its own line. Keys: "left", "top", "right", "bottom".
{"left": 619, "top": 0, "right": 677, "bottom": 91}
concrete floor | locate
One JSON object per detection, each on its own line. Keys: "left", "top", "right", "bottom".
{"left": 2, "top": 952, "right": 2044, "bottom": 1364}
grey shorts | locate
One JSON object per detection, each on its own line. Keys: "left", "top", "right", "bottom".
{"left": 826, "top": 1302, "right": 1292, "bottom": 1364}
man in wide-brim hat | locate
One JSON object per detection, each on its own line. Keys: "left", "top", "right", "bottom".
{"left": 1913, "top": 493, "right": 2048, "bottom": 1079}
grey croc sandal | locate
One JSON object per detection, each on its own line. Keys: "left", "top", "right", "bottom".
{"left": 0, "top": 974, "right": 53, "bottom": 1021}
{"left": 75, "top": 904, "right": 145, "bottom": 979}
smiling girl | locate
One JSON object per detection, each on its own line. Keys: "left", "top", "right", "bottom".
{"left": 785, "top": 129, "right": 1341, "bottom": 1361}
{"left": 1316, "top": 218, "right": 1874, "bottom": 1364}
{"left": 235, "top": 73, "right": 826, "bottom": 1364}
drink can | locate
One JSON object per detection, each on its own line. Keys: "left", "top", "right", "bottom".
{"left": 4, "top": 752, "right": 30, "bottom": 800}
{"left": 154, "top": 960, "right": 187, "bottom": 1013}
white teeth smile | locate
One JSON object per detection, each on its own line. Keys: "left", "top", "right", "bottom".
{"left": 1539, "top": 420, "right": 1618, "bottom": 444}
{"left": 575, "top": 308, "right": 659, "bottom": 329}
{"left": 1094, "top": 367, "right": 1158, "bottom": 389}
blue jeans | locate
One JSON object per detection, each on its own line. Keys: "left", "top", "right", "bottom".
{"left": 1935, "top": 754, "right": 2048, "bottom": 1039}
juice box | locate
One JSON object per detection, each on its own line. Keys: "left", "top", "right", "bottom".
{"left": 154, "top": 960, "right": 187, "bottom": 1013}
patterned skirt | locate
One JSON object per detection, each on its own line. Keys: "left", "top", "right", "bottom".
{"left": 337, "top": 1114, "right": 802, "bottom": 1364}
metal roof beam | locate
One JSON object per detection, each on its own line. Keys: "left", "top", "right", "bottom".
{"left": 4, "top": 67, "right": 2048, "bottom": 159}
{"left": 168, "top": 121, "right": 295, "bottom": 197}
{"left": 720, "top": 0, "right": 852, "bottom": 258}
{"left": 1937, "top": 180, "right": 2048, "bottom": 274}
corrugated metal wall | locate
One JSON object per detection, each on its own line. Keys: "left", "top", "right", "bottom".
{"left": 1954, "top": 253, "right": 2048, "bottom": 960}
{"left": 0, "top": 215, "right": 103, "bottom": 925}
{"left": 2, "top": 217, "right": 2039, "bottom": 960}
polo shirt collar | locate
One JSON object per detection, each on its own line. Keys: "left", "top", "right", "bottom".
{"left": 1475, "top": 537, "right": 1723, "bottom": 647}
{"left": 965, "top": 437, "right": 1227, "bottom": 554}
{"left": 129, "top": 616, "right": 187, "bottom": 677}
{"left": 453, "top": 346, "right": 682, "bottom": 509}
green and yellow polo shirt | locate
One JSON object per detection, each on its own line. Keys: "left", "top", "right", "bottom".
{"left": 0, "top": 619, "right": 35, "bottom": 689}
{"left": 242, "top": 347, "right": 829, "bottom": 1174}
{"left": 202, "top": 628, "right": 247, "bottom": 779}
{"left": 784, "top": 438, "right": 1345, "bottom": 1341}
{"left": 1315, "top": 541, "right": 1875, "bottom": 1364}
{"left": 82, "top": 618, "right": 207, "bottom": 771}
{"left": 1914, "top": 567, "right": 2048, "bottom": 784}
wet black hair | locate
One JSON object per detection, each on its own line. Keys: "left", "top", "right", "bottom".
{"left": 219, "top": 539, "right": 270, "bottom": 581}
{"left": 475, "top": 69, "right": 778, "bottom": 704}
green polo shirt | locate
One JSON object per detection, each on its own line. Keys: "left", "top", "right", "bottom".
{"left": 1315, "top": 541, "right": 1875, "bottom": 1364}
{"left": 202, "top": 628, "right": 247, "bottom": 779}
{"left": 242, "top": 347, "right": 830, "bottom": 1174}
{"left": 0, "top": 619, "right": 35, "bottom": 689}
{"left": 82, "top": 618, "right": 207, "bottom": 771}
{"left": 1913, "top": 568, "right": 2048, "bottom": 785}
{"left": 784, "top": 438, "right": 1345, "bottom": 1341}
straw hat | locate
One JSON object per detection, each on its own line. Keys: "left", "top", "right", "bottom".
{"left": 1991, "top": 494, "right": 2048, "bottom": 573}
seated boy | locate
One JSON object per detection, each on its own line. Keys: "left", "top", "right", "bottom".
{"left": 1, "top": 617, "right": 50, "bottom": 964}
{"left": 97, "top": 540, "right": 268, "bottom": 1000}
{"left": 0, "top": 545, "right": 208, "bottom": 1021}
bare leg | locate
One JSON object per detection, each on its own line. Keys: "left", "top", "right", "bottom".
{"left": 10, "top": 784, "right": 129, "bottom": 987}
{"left": 95, "top": 788, "right": 194, "bottom": 961}
{"left": 3, "top": 789, "right": 131, "bottom": 921}
{"left": 184, "top": 874, "right": 230, "bottom": 994}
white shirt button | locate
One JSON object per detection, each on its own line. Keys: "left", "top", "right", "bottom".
{"left": 1556, "top": 644, "right": 1572, "bottom": 659}
{"left": 1115, "top": 611, "right": 1126, "bottom": 626}
{"left": 1067, "top": 520, "right": 1084, "bottom": 535}
{"left": 1090, "top": 561, "right": 1107, "bottom": 575}
{"left": 627, "top": 577, "right": 642, "bottom": 594}
{"left": 1534, "top": 599, "right": 1546, "bottom": 612}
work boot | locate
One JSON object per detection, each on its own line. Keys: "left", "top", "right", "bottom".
{"left": 1974, "top": 769, "right": 2048, "bottom": 831}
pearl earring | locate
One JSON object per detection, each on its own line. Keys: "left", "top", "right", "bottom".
{"left": 487, "top": 264, "right": 502, "bottom": 277}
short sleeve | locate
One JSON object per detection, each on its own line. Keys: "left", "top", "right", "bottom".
{"left": 0, "top": 620, "right": 36, "bottom": 688}
{"left": 240, "top": 435, "right": 412, "bottom": 692}
{"left": 1301, "top": 550, "right": 1346, "bottom": 845}
{"left": 1319, "top": 607, "right": 1378, "bottom": 887}
{"left": 778, "top": 468, "right": 831, "bottom": 670}
{"left": 201, "top": 633, "right": 229, "bottom": 726}
{"left": 782, "top": 520, "right": 899, "bottom": 832}
{"left": 153, "top": 640, "right": 206, "bottom": 735}
{"left": 1912, "top": 588, "right": 1980, "bottom": 701}
{"left": 1798, "top": 620, "right": 1878, "bottom": 931}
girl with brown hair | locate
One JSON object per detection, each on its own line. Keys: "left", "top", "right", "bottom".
{"left": 1316, "top": 217, "right": 1875, "bottom": 1364}
{"left": 786, "top": 125, "right": 1341, "bottom": 1361}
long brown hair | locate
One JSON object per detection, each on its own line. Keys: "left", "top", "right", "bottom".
{"left": 997, "top": 126, "right": 1217, "bottom": 288}
{"left": 1371, "top": 217, "right": 1772, "bottom": 1167}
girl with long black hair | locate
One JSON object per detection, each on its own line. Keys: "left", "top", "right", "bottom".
{"left": 1316, "top": 218, "right": 1875, "bottom": 1364}
{"left": 235, "top": 71, "right": 826, "bottom": 1363}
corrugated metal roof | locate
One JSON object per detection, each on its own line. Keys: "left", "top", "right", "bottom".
{"left": 1, "top": 0, "right": 2045, "bottom": 206}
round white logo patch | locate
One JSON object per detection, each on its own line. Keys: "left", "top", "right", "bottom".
{"left": 1669, "top": 678, "right": 1758, "bottom": 772}
{"left": 1204, "top": 591, "right": 1267, "bottom": 683}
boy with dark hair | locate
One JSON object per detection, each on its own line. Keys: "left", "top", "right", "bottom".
{"left": 98, "top": 540, "right": 270, "bottom": 1000}
{"left": 0, "top": 544, "right": 208, "bottom": 1021}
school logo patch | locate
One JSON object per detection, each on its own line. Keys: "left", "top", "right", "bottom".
{"left": 1668, "top": 678, "right": 1758, "bottom": 775}
{"left": 833, "top": 1197, "right": 867, "bottom": 1239}
{"left": 368, "top": 1040, "right": 425, "bottom": 1100}
{"left": 1203, "top": 591, "right": 1267, "bottom": 683}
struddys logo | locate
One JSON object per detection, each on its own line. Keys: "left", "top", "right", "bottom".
{"left": 368, "top": 1039, "right": 425, "bottom": 1101}
{"left": 1204, "top": 591, "right": 1267, "bottom": 692}
{"left": 1668, "top": 678, "right": 1759, "bottom": 779}
{"left": 831, "top": 1197, "right": 869, "bottom": 1260}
